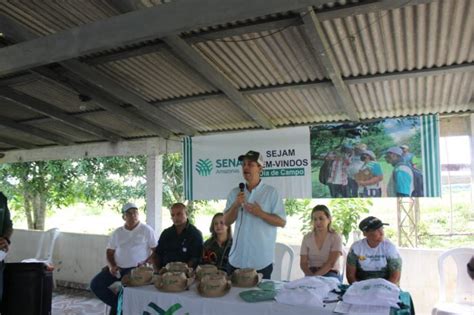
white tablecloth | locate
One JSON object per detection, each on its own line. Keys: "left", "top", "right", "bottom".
{"left": 122, "top": 284, "right": 337, "bottom": 315}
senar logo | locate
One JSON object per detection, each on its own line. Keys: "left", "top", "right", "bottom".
{"left": 195, "top": 158, "right": 213, "bottom": 176}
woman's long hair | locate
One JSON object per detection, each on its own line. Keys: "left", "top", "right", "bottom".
{"left": 209, "top": 212, "right": 232, "bottom": 241}
{"left": 311, "top": 205, "right": 335, "bottom": 233}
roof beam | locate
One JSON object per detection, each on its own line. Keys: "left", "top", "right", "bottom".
{"left": 84, "top": 1, "right": 436, "bottom": 66}
{"left": 32, "top": 67, "right": 172, "bottom": 138}
{"left": 0, "top": 0, "right": 337, "bottom": 76}
{"left": 3, "top": 63, "right": 473, "bottom": 105}
{"left": 301, "top": 7, "right": 359, "bottom": 121}
{"left": 60, "top": 60, "right": 198, "bottom": 135}
{"left": 0, "top": 115, "right": 73, "bottom": 146}
{"left": 0, "top": 15, "right": 184, "bottom": 138}
{"left": 345, "top": 63, "right": 474, "bottom": 84}
{"left": 318, "top": 0, "right": 437, "bottom": 21}
{"left": 163, "top": 35, "right": 274, "bottom": 129}
{"left": 86, "top": 17, "right": 303, "bottom": 65}
{"left": 0, "top": 135, "right": 36, "bottom": 149}
{"left": 0, "top": 87, "right": 122, "bottom": 142}
{"left": 0, "top": 137, "right": 181, "bottom": 164}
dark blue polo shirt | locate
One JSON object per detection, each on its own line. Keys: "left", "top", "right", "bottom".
{"left": 155, "top": 220, "right": 203, "bottom": 269}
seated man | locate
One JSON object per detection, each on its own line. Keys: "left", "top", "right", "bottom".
{"left": 346, "top": 216, "right": 402, "bottom": 285}
{"left": 90, "top": 203, "right": 157, "bottom": 315}
{"left": 468, "top": 256, "right": 474, "bottom": 280}
{"left": 154, "top": 202, "right": 203, "bottom": 270}
{"left": 0, "top": 192, "right": 13, "bottom": 304}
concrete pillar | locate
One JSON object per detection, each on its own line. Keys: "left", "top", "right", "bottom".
{"left": 470, "top": 114, "right": 474, "bottom": 211}
{"left": 146, "top": 154, "right": 163, "bottom": 234}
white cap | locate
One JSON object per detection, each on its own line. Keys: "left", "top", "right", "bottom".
{"left": 386, "top": 146, "right": 403, "bottom": 156}
{"left": 361, "top": 149, "right": 376, "bottom": 159}
{"left": 122, "top": 202, "right": 138, "bottom": 213}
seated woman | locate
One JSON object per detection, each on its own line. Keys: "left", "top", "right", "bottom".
{"left": 300, "top": 205, "right": 342, "bottom": 280}
{"left": 202, "top": 213, "right": 232, "bottom": 271}
{"left": 346, "top": 216, "right": 402, "bottom": 285}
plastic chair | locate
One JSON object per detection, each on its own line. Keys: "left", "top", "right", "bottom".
{"left": 340, "top": 247, "right": 348, "bottom": 284}
{"left": 432, "top": 247, "right": 474, "bottom": 315}
{"left": 22, "top": 228, "right": 61, "bottom": 265}
{"left": 271, "top": 242, "right": 294, "bottom": 281}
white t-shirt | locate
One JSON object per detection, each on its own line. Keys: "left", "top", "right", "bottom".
{"left": 347, "top": 238, "right": 402, "bottom": 281}
{"left": 107, "top": 222, "right": 158, "bottom": 268}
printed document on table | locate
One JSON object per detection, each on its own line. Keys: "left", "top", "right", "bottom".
{"left": 334, "top": 301, "right": 391, "bottom": 315}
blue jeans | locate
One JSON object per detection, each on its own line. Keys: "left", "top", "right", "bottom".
{"left": 227, "top": 263, "right": 273, "bottom": 280}
{"left": 323, "top": 270, "right": 343, "bottom": 282}
{"left": 347, "top": 178, "right": 359, "bottom": 197}
{"left": 90, "top": 266, "right": 133, "bottom": 310}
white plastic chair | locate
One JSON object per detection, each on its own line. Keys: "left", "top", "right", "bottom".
{"left": 22, "top": 228, "right": 61, "bottom": 265}
{"left": 432, "top": 247, "right": 474, "bottom": 315}
{"left": 340, "top": 247, "right": 348, "bottom": 284}
{"left": 272, "top": 242, "right": 294, "bottom": 281}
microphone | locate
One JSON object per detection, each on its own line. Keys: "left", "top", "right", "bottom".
{"left": 239, "top": 183, "right": 245, "bottom": 211}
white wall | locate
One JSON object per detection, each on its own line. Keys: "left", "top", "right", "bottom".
{"left": 7, "top": 229, "right": 464, "bottom": 315}
{"left": 7, "top": 229, "right": 108, "bottom": 287}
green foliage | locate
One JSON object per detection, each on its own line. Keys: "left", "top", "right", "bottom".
{"left": 383, "top": 227, "right": 398, "bottom": 244}
{"left": 329, "top": 198, "right": 372, "bottom": 244}
{"left": 284, "top": 199, "right": 311, "bottom": 216}
{"left": 162, "top": 153, "right": 183, "bottom": 207}
{"left": 290, "top": 198, "right": 372, "bottom": 243}
{"left": 0, "top": 152, "right": 207, "bottom": 229}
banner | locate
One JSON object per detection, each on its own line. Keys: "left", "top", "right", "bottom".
{"left": 310, "top": 114, "right": 440, "bottom": 198}
{"left": 184, "top": 127, "right": 312, "bottom": 200}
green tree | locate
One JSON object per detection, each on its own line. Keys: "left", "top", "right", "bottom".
{"left": 162, "top": 153, "right": 203, "bottom": 222}
{"left": 0, "top": 153, "right": 196, "bottom": 230}
{"left": 0, "top": 160, "right": 79, "bottom": 230}
{"left": 298, "top": 198, "right": 372, "bottom": 245}
{"left": 329, "top": 198, "right": 372, "bottom": 244}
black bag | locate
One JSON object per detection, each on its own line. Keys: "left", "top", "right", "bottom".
{"left": 318, "top": 160, "right": 333, "bottom": 185}
{"left": 2, "top": 262, "right": 53, "bottom": 315}
{"left": 411, "top": 167, "right": 424, "bottom": 197}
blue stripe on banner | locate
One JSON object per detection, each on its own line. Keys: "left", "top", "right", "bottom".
{"left": 189, "top": 137, "right": 193, "bottom": 200}
{"left": 432, "top": 115, "right": 441, "bottom": 196}
{"left": 421, "top": 114, "right": 441, "bottom": 197}
{"left": 183, "top": 138, "right": 189, "bottom": 200}
{"left": 424, "top": 115, "right": 433, "bottom": 197}
{"left": 420, "top": 116, "right": 428, "bottom": 195}
{"left": 183, "top": 137, "right": 193, "bottom": 200}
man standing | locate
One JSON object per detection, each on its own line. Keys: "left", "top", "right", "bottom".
{"left": 346, "top": 216, "right": 402, "bottom": 285}
{"left": 327, "top": 145, "right": 352, "bottom": 198}
{"left": 224, "top": 150, "right": 286, "bottom": 279}
{"left": 400, "top": 145, "right": 415, "bottom": 167}
{"left": 153, "top": 203, "right": 203, "bottom": 270}
{"left": 347, "top": 143, "right": 367, "bottom": 197}
{"left": 385, "top": 146, "right": 414, "bottom": 197}
{"left": 90, "top": 202, "right": 157, "bottom": 315}
{"left": 0, "top": 192, "right": 13, "bottom": 303}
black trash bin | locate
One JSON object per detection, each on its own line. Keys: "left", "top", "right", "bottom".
{"left": 2, "top": 262, "right": 53, "bottom": 315}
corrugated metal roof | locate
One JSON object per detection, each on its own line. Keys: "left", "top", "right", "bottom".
{"left": 350, "top": 71, "right": 474, "bottom": 119}
{"left": 321, "top": 1, "right": 474, "bottom": 77}
{"left": 248, "top": 86, "right": 346, "bottom": 125}
{"left": 159, "top": 97, "right": 258, "bottom": 132}
{"left": 0, "top": 0, "right": 472, "bottom": 152}
{"left": 193, "top": 25, "right": 327, "bottom": 89}
{"left": 0, "top": 0, "right": 120, "bottom": 36}
{"left": 12, "top": 80, "right": 103, "bottom": 113}
{"left": 94, "top": 50, "right": 218, "bottom": 101}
